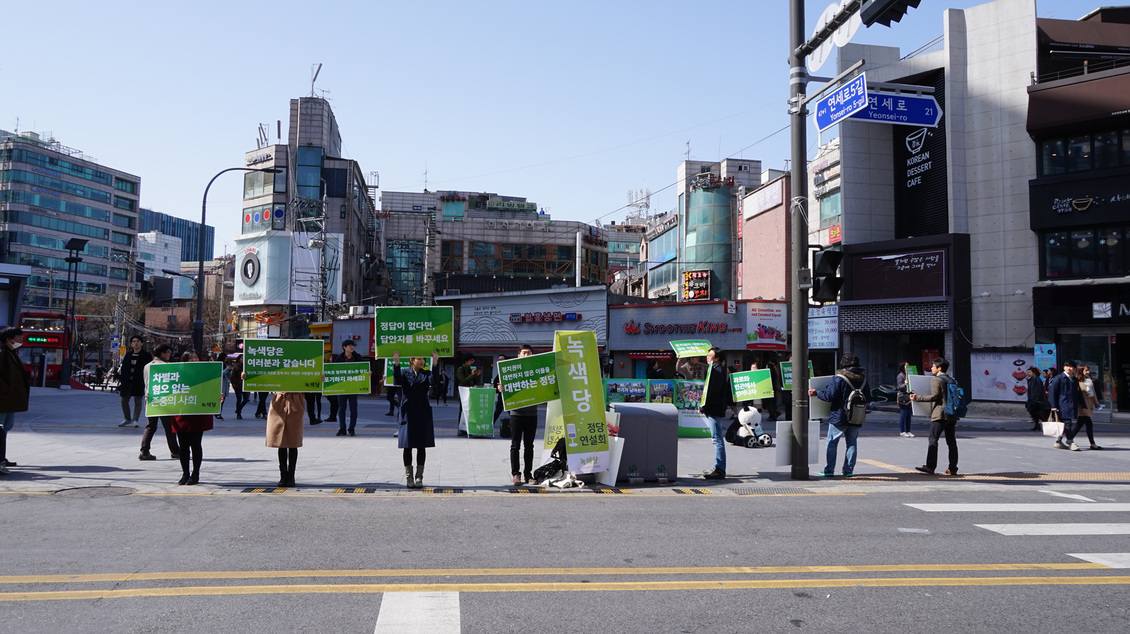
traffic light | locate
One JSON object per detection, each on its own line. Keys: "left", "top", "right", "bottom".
{"left": 811, "top": 248, "right": 843, "bottom": 304}
{"left": 860, "top": 0, "right": 922, "bottom": 27}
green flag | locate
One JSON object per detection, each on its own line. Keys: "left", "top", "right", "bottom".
{"left": 548, "top": 330, "right": 608, "bottom": 474}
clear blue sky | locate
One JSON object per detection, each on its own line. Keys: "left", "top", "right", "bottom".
{"left": 3, "top": 0, "right": 1091, "bottom": 256}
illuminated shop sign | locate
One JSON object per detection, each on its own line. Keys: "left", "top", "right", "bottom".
{"left": 509, "top": 312, "right": 581, "bottom": 324}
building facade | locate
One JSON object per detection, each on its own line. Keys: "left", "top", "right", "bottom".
{"left": 0, "top": 129, "right": 141, "bottom": 310}
{"left": 379, "top": 190, "right": 609, "bottom": 306}
{"left": 138, "top": 208, "right": 214, "bottom": 263}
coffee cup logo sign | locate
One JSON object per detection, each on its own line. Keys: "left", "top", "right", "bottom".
{"left": 905, "top": 128, "right": 932, "bottom": 189}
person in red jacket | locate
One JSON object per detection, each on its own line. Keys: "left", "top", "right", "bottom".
{"left": 170, "top": 351, "right": 213, "bottom": 485}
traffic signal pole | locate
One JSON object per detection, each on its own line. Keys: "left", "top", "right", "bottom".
{"left": 788, "top": 0, "right": 811, "bottom": 480}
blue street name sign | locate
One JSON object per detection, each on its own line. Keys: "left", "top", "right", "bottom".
{"left": 813, "top": 72, "right": 868, "bottom": 133}
{"left": 849, "top": 92, "right": 942, "bottom": 127}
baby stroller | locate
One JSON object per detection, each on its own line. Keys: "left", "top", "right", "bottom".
{"left": 725, "top": 405, "right": 774, "bottom": 448}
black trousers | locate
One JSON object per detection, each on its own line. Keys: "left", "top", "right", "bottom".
{"left": 141, "top": 417, "right": 180, "bottom": 455}
{"left": 925, "top": 417, "right": 958, "bottom": 472}
{"left": 509, "top": 414, "right": 537, "bottom": 477}
{"left": 1066, "top": 415, "right": 1096, "bottom": 445}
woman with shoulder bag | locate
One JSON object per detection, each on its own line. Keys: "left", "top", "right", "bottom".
{"left": 896, "top": 361, "right": 914, "bottom": 437}
{"left": 1066, "top": 365, "right": 1101, "bottom": 450}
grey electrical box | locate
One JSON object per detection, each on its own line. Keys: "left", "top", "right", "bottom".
{"left": 608, "top": 402, "right": 679, "bottom": 483}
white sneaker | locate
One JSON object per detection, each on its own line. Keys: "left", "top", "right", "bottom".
{"left": 906, "top": 432, "right": 915, "bottom": 438}
{"left": 1069, "top": 442, "right": 1080, "bottom": 451}
{"left": 899, "top": 432, "right": 907, "bottom": 437}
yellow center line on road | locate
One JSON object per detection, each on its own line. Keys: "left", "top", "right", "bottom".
{"left": 0, "top": 562, "right": 1109, "bottom": 585}
{"left": 857, "top": 458, "right": 917, "bottom": 473}
{"left": 3, "top": 575, "right": 1130, "bottom": 601}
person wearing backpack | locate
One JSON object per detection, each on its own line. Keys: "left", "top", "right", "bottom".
{"left": 911, "top": 357, "right": 960, "bottom": 475}
{"left": 807, "top": 353, "right": 868, "bottom": 477}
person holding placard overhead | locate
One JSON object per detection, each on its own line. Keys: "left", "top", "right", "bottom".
{"left": 393, "top": 349, "right": 442, "bottom": 489}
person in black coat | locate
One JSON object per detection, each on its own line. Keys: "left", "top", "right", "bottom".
{"left": 699, "top": 347, "right": 735, "bottom": 480}
{"left": 0, "top": 326, "right": 31, "bottom": 474}
{"left": 1024, "top": 366, "right": 1049, "bottom": 431}
{"left": 393, "top": 349, "right": 441, "bottom": 489}
{"left": 117, "top": 335, "right": 152, "bottom": 427}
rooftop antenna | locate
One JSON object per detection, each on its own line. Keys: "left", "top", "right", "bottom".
{"left": 423, "top": 163, "right": 428, "bottom": 192}
{"left": 310, "top": 63, "right": 322, "bottom": 97}
{"left": 685, "top": 140, "right": 691, "bottom": 160}
{"left": 257, "top": 123, "right": 269, "bottom": 149}
{"left": 626, "top": 188, "right": 651, "bottom": 220}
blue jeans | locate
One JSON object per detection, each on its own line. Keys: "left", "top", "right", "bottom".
{"left": 339, "top": 395, "right": 359, "bottom": 431}
{"left": 708, "top": 415, "right": 727, "bottom": 473}
{"left": 898, "top": 404, "right": 912, "bottom": 433}
{"left": 825, "top": 423, "right": 859, "bottom": 475}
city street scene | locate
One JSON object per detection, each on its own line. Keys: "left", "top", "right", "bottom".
{"left": 4, "top": 0, "right": 1130, "bottom": 631}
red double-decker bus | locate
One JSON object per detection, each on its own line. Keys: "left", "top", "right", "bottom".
{"left": 17, "top": 311, "right": 73, "bottom": 387}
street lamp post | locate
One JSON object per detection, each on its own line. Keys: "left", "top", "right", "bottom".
{"left": 196, "top": 167, "right": 280, "bottom": 358}
{"left": 61, "top": 237, "right": 88, "bottom": 387}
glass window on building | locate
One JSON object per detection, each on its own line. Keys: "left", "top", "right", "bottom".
{"left": 1070, "top": 230, "right": 1096, "bottom": 276}
{"left": 1041, "top": 139, "right": 1066, "bottom": 175}
{"left": 469, "top": 242, "right": 499, "bottom": 275}
{"left": 323, "top": 168, "right": 347, "bottom": 198}
{"left": 441, "top": 240, "right": 463, "bottom": 273}
{"left": 819, "top": 192, "right": 842, "bottom": 229}
{"left": 1045, "top": 232, "right": 1069, "bottom": 278}
{"left": 1094, "top": 131, "right": 1120, "bottom": 169}
{"left": 296, "top": 146, "right": 324, "bottom": 200}
{"left": 1122, "top": 129, "right": 1130, "bottom": 166}
{"left": 1067, "top": 135, "right": 1092, "bottom": 172}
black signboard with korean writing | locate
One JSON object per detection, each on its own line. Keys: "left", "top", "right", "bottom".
{"left": 851, "top": 248, "right": 947, "bottom": 301}
{"left": 1030, "top": 171, "right": 1130, "bottom": 231}
{"left": 682, "top": 270, "right": 711, "bottom": 301}
{"left": 893, "top": 69, "right": 948, "bottom": 238}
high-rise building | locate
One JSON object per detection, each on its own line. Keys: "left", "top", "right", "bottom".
{"left": 137, "top": 208, "right": 214, "bottom": 263}
{"left": 0, "top": 129, "right": 140, "bottom": 309}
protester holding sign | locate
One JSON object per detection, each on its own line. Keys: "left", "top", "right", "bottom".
{"left": 139, "top": 344, "right": 180, "bottom": 462}
{"left": 700, "top": 347, "right": 735, "bottom": 480}
{"left": 332, "top": 340, "right": 368, "bottom": 437}
{"left": 170, "top": 351, "right": 214, "bottom": 486}
{"left": 500, "top": 344, "right": 540, "bottom": 485}
{"left": 393, "top": 349, "right": 442, "bottom": 489}
{"left": 265, "top": 391, "right": 305, "bottom": 488}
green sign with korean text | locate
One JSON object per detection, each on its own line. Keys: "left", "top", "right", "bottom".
{"left": 670, "top": 340, "right": 712, "bottom": 358}
{"left": 466, "top": 387, "right": 496, "bottom": 436}
{"left": 383, "top": 357, "right": 432, "bottom": 383}
{"left": 374, "top": 306, "right": 454, "bottom": 357}
{"left": 497, "top": 351, "right": 558, "bottom": 410}
{"left": 780, "top": 361, "right": 814, "bottom": 391}
{"left": 547, "top": 330, "right": 608, "bottom": 474}
{"left": 323, "top": 362, "right": 371, "bottom": 396}
{"left": 730, "top": 369, "right": 774, "bottom": 401}
{"left": 243, "top": 339, "right": 324, "bottom": 392}
{"left": 145, "top": 362, "right": 223, "bottom": 416}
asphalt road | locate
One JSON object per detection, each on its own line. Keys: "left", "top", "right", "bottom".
{"left": 2, "top": 388, "right": 1129, "bottom": 632}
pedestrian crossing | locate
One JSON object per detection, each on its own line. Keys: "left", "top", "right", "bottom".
{"left": 903, "top": 493, "right": 1130, "bottom": 567}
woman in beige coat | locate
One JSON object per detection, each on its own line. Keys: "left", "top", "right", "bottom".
{"left": 266, "top": 392, "right": 306, "bottom": 487}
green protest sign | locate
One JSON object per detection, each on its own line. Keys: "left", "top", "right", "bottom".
{"left": 547, "top": 330, "right": 609, "bottom": 473}
{"left": 374, "top": 306, "right": 454, "bottom": 357}
{"left": 498, "top": 351, "right": 558, "bottom": 410}
{"left": 383, "top": 357, "right": 432, "bottom": 383}
{"left": 780, "top": 361, "right": 814, "bottom": 391}
{"left": 323, "top": 362, "right": 371, "bottom": 396}
{"left": 730, "top": 369, "right": 774, "bottom": 401}
{"left": 145, "top": 362, "right": 223, "bottom": 416}
{"left": 670, "top": 340, "right": 712, "bottom": 358}
{"left": 907, "top": 365, "right": 919, "bottom": 376}
{"left": 243, "top": 339, "right": 324, "bottom": 392}
{"left": 465, "top": 387, "right": 496, "bottom": 436}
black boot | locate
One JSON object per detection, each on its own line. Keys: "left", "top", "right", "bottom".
{"left": 278, "top": 465, "right": 288, "bottom": 487}
{"left": 286, "top": 468, "right": 296, "bottom": 487}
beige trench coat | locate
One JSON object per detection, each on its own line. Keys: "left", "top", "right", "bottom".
{"left": 265, "top": 392, "right": 305, "bottom": 448}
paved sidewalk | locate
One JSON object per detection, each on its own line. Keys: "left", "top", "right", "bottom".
{"left": 1, "top": 388, "right": 1128, "bottom": 495}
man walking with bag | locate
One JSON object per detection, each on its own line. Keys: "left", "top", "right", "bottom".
{"left": 911, "top": 357, "right": 960, "bottom": 475}
{"left": 1048, "top": 359, "right": 1083, "bottom": 450}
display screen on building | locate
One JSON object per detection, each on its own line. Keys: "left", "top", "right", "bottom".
{"left": 851, "top": 248, "right": 947, "bottom": 301}
{"left": 682, "top": 270, "right": 711, "bottom": 301}
{"left": 893, "top": 70, "right": 948, "bottom": 237}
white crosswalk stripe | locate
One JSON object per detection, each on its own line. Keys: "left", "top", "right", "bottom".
{"left": 975, "top": 523, "right": 1130, "bottom": 536}
{"left": 374, "top": 591, "right": 460, "bottom": 633}
{"left": 906, "top": 503, "right": 1130, "bottom": 513}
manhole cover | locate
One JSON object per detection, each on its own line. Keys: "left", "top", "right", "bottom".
{"left": 53, "top": 486, "right": 136, "bottom": 498}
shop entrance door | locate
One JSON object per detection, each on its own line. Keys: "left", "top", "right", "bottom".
{"left": 1061, "top": 333, "right": 1116, "bottom": 411}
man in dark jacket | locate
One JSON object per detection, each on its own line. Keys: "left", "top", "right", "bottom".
{"left": 699, "top": 347, "right": 734, "bottom": 480}
{"left": 808, "top": 353, "right": 868, "bottom": 477}
{"left": 454, "top": 352, "right": 480, "bottom": 437}
{"left": 911, "top": 357, "right": 959, "bottom": 475}
{"left": 0, "top": 326, "right": 30, "bottom": 474}
{"left": 1048, "top": 359, "right": 1083, "bottom": 450}
{"left": 1024, "top": 366, "right": 1049, "bottom": 431}
{"left": 117, "top": 335, "right": 152, "bottom": 427}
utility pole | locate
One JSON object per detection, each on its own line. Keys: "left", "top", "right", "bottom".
{"left": 788, "top": 0, "right": 812, "bottom": 480}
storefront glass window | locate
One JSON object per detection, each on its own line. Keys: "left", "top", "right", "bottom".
{"left": 1094, "top": 131, "right": 1119, "bottom": 169}
{"left": 1070, "top": 230, "right": 1096, "bottom": 276}
{"left": 1045, "top": 232, "right": 1069, "bottom": 278}
{"left": 1067, "top": 135, "right": 1092, "bottom": 172}
{"left": 1040, "top": 139, "right": 1066, "bottom": 175}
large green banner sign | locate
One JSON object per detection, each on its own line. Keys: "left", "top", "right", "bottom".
{"left": 383, "top": 357, "right": 432, "bottom": 383}
{"left": 497, "top": 351, "right": 558, "bottom": 410}
{"left": 675, "top": 380, "right": 710, "bottom": 438}
{"left": 465, "top": 387, "right": 496, "bottom": 436}
{"left": 145, "top": 362, "right": 223, "bottom": 416}
{"left": 780, "top": 361, "right": 814, "bottom": 391}
{"left": 547, "top": 330, "right": 608, "bottom": 474}
{"left": 604, "top": 379, "right": 646, "bottom": 403}
{"left": 730, "top": 369, "right": 774, "bottom": 401}
{"left": 323, "top": 362, "right": 371, "bottom": 396}
{"left": 374, "top": 306, "right": 454, "bottom": 358}
{"left": 244, "top": 339, "right": 324, "bottom": 392}
{"left": 670, "top": 340, "right": 712, "bottom": 358}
